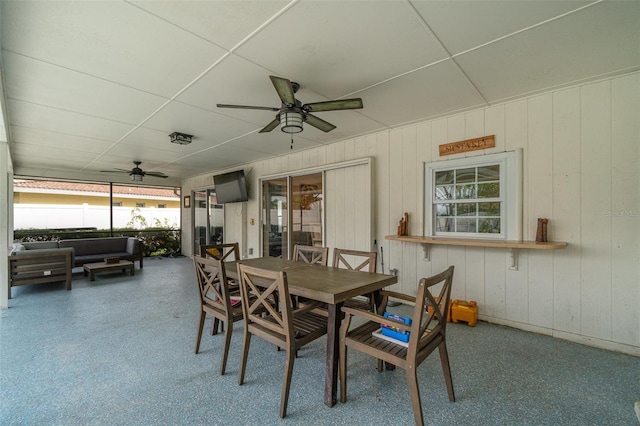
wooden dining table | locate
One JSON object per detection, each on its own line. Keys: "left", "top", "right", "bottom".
{"left": 226, "top": 257, "right": 397, "bottom": 407}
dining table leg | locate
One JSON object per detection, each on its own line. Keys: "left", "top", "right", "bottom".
{"left": 324, "top": 301, "right": 343, "bottom": 407}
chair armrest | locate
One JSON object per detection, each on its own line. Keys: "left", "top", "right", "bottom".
{"left": 126, "top": 237, "right": 141, "bottom": 255}
{"left": 341, "top": 306, "right": 412, "bottom": 333}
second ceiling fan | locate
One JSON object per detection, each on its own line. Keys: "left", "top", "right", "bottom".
{"left": 217, "top": 75, "right": 363, "bottom": 134}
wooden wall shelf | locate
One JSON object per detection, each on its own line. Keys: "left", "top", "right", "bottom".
{"left": 385, "top": 235, "right": 568, "bottom": 270}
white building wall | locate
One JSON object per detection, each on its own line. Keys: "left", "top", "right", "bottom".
{"left": 13, "top": 205, "right": 180, "bottom": 230}
{"left": 182, "top": 72, "right": 640, "bottom": 355}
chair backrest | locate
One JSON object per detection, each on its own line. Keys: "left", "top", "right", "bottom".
{"left": 200, "top": 242, "right": 240, "bottom": 262}
{"left": 405, "top": 265, "right": 455, "bottom": 352}
{"left": 237, "top": 264, "right": 293, "bottom": 342}
{"left": 292, "top": 245, "right": 329, "bottom": 266}
{"left": 193, "top": 254, "right": 232, "bottom": 311}
{"left": 332, "top": 248, "right": 377, "bottom": 273}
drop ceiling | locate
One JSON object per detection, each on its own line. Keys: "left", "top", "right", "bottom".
{"left": 1, "top": 0, "right": 638, "bottom": 187}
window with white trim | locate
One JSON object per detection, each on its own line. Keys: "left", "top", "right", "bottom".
{"left": 424, "top": 150, "right": 522, "bottom": 240}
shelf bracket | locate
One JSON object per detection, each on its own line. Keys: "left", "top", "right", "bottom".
{"left": 508, "top": 248, "right": 518, "bottom": 270}
{"left": 420, "top": 243, "right": 430, "bottom": 261}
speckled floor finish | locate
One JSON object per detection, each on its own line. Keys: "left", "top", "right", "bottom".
{"left": 2, "top": 257, "right": 638, "bottom": 425}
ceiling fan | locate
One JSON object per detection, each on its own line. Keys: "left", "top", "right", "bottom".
{"left": 101, "top": 161, "right": 168, "bottom": 181}
{"left": 217, "top": 75, "right": 363, "bottom": 134}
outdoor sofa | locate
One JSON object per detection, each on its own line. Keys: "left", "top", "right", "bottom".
{"left": 8, "top": 236, "right": 143, "bottom": 298}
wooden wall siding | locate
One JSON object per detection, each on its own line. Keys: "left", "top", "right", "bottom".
{"left": 324, "top": 163, "right": 371, "bottom": 254}
{"left": 181, "top": 71, "right": 640, "bottom": 354}
{"left": 611, "top": 75, "right": 640, "bottom": 346}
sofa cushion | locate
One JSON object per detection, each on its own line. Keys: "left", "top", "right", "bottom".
{"left": 14, "top": 246, "right": 74, "bottom": 258}
{"left": 60, "top": 237, "right": 128, "bottom": 256}
{"left": 126, "top": 237, "right": 140, "bottom": 255}
{"left": 10, "top": 243, "right": 25, "bottom": 254}
{"left": 75, "top": 252, "right": 130, "bottom": 263}
{"left": 22, "top": 241, "right": 60, "bottom": 250}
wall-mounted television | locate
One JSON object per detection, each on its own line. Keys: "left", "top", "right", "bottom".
{"left": 213, "top": 170, "right": 249, "bottom": 204}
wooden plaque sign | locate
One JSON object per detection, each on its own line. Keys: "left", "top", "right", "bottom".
{"left": 439, "top": 135, "right": 495, "bottom": 156}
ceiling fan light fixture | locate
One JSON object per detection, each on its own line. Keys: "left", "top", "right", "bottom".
{"left": 169, "top": 131, "right": 193, "bottom": 145}
{"left": 280, "top": 111, "right": 303, "bottom": 134}
{"left": 130, "top": 173, "right": 143, "bottom": 182}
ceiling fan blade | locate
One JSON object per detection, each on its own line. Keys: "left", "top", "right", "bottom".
{"left": 305, "top": 113, "right": 336, "bottom": 133}
{"left": 100, "top": 169, "right": 129, "bottom": 173}
{"left": 269, "top": 76, "right": 296, "bottom": 106}
{"left": 304, "top": 98, "right": 363, "bottom": 112}
{"left": 145, "top": 172, "right": 168, "bottom": 178}
{"left": 259, "top": 118, "right": 280, "bottom": 133}
{"left": 217, "top": 104, "right": 280, "bottom": 112}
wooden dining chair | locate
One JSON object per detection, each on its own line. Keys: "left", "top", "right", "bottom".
{"left": 291, "top": 244, "right": 329, "bottom": 309}
{"left": 333, "top": 248, "right": 377, "bottom": 311}
{"left": 339, "top": 266, "right": 455, "bottom": 426}
{"left": 292, "top": 244, "right": 329, "bottom": 266}
{"left": 200, "top": 242, "right": 241, "bottom": 334}
{"left": 237, "top": 264, "right": 328, "bottom": 418}
{"left": 200, "top": 242, "right": 240, "bottom": 262}
{"left": 193, "top": 254, "right": 245, "bottom": 375}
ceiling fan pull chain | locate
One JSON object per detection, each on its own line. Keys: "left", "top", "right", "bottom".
{"left": 290, "top": 134, "right": 293, "bottom": 150}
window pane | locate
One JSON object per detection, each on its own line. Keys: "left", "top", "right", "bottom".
{"left": 435, "top": 203, "right": 455, "bottom": 217}
{"left": 456, "top": 168, "right": 476, "bottom": 183}
{"left": 426, "top": 151, "right": 518, "bottom": 238}
{"left": 478, "top": 165, "right": 500, "bottom": 182}
{"left": 435, "top": 185, "right": 453, "bottom": 200}
{"left": 435, "top": 170, "right": 454, "bottom": 185}
{"left": 477, "top": 182, "right": 500, "bottom": 198}
{"left": 455, "top": 184, "right": 476, "bottom": 199}
{"left": 456, "top": 218, "right": 476, "bottom": 232}
{"left": 478, "top": 202, "right": 501, "bottom": 216}
{"left": 457, "top": 202, "right": 476, "bottom": 216}
{"left": 479, "top": 218, "right": 500, "bottom": 233}
{"left": 436, "top": 218, "right": 454, "bottom": 232}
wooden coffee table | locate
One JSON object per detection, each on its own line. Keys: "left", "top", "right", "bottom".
{"left": 83, "top": 260, "right": 134, "bottom": 281}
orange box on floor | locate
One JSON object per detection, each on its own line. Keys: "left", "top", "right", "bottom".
{"left": 451, "top": 300, "right": 478, "bottom": 327}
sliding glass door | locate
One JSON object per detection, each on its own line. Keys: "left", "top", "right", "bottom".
{"left": 192, "top": 189, "right": 223, "bottom": 255}
{"left": 262, "top": 177, "right": 288, "bottom": 258}
{"left": 261, "top": 173, "right": 323, "bottom": 258}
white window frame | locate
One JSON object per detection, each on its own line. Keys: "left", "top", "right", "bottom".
{"left": 424, "top": 149, "right": 522, "bottom": 240}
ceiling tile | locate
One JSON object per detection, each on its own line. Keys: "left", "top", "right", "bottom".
{"left": 360, "top": 60, "right": 487, "bottom": 126}
{"left": 7, "top": 99, "right": 135, "bottom": 142}
{"left": 4, "top": 52, "right": 168, "bottom": 125}
{"left": 456, "top": 1, "right": 640, "bottom": 102}
{"left": 102, "top": 144, "right": 189, "bottom": 165}
{"left": 223, "top": 130, "right": 324, "bottom": 157}
{"left": 12, "top": 141, "right": 102, "bottom": 165}
{"left": 141, "top": 99, "right": 262, "bottom": 144}
{"left": 176, "top": 54, "right": 279, "bottom": 122}
{"left": 12, "top": 154, "right": 93, "bottom": 171}
{"left": 10, "top": 127, "right": 114, "bottom": 153}
{"left": 1, "top": 1, "right": 227, "bottom": 97}
{"left": 235, "top": 1, "right": 448, "bottom": 99}
{"left": 131, "top": 0, "right": 290, "bottom": 50}
{"left": 412, "top": 0, "right": 592, "bottom": 55}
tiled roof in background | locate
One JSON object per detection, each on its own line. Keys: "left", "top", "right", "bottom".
{"left": 14, "top": 179, "right": 179, "bottom": 198}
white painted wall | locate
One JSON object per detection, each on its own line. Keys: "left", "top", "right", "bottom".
{"left": 182, "top": 72, "right": 640, "bottom": 355}
{"left": 1, "top": 144, "right": 11, "bottom": 309}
